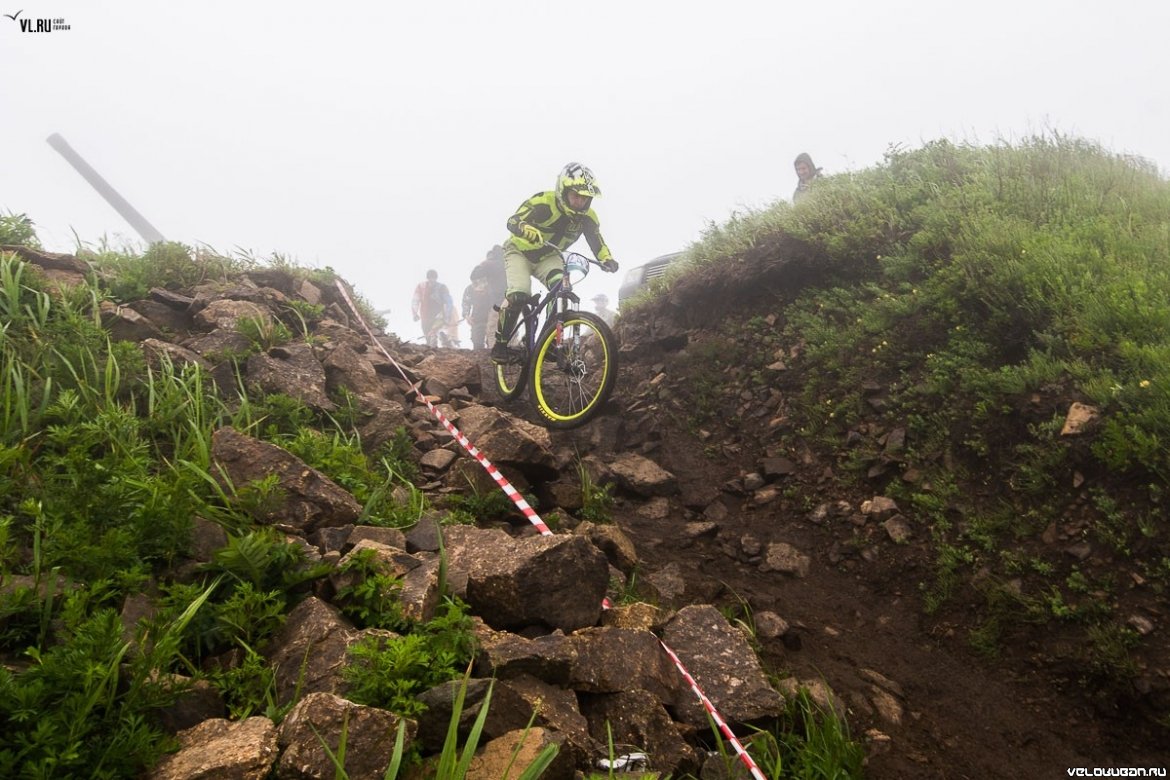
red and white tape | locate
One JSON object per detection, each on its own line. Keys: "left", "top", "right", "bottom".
{"left": 335, "top": 281, "right": 766, "bottom": 779}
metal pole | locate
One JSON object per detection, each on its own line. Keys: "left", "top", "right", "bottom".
{"left": 45, "top": 133, "right": 166, "bottom": 245}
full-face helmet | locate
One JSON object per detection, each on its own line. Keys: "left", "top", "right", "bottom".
{"left": 555, "top": 162, "right": 601, "bottom": 214}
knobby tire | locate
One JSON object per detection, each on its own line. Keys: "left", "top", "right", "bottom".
{"left": 528, "top": 311, "right": 617, "bottom": 429}
{"left": 494, "top": 352, "right": 527, "bottom": 401}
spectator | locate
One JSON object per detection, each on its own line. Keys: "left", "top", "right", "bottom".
{"left": 462, "top": 277, "right": 493, "bottom": 350}
{"left": 468, "top": 245, "right": 506, "bottom": 349}
{"left": 439, "top": 284, "right": 462, "bottom": 348}
{"left": 411, "top": 269, "right": 453, "bottom": 347}
{"left": 793, "top": 152, "right": 822, "bottom": 202}
{"left": 591, "top": 293, "right": 616, "bottom": 328}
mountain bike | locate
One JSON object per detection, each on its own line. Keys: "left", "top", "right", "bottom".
{"left": 493, "top": 249, "right": 618, "bottom": 429}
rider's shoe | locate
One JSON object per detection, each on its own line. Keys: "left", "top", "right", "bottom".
{"left": 490, "top": 342, "right": 511, "bottom": 364}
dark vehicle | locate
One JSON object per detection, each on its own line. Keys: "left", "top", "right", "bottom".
{"left": 617, "top": 251, "right": 684, "bottom": 307}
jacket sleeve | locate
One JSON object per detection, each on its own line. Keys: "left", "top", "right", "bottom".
{"left": 507, "top": 193, "right": 554, "bottom": 239}
{"left": 411, "top": 283, "right": 422, "bottom": 316}
{"left": 582, "top": 211, "right": 614, "bottom": 263}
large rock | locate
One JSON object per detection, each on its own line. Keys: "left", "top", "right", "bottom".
{"left": 607, "top": 453, "right": 678, "bottom": 497}
{"left": 276, "top": 692, "right": 413, "bottom": 780}
{"left": 127, "top": 298, "right": 194, "bottom": 333}
{"left": 659, "top": 605, "right": 785, "bottom": 728}
{"left": 100, "top": 300, "right": 164, "bottom": 342}
{"left": 323, "top": 343, "right": 384, "bottom": 398}
{"left": 466, "top": 727, "right": 574, "bottom": 780}
{"left": 211, "top": 427, "right": 362, "bottom": 533}
{"left": 140, "top": 338, "right": 210, "bottom": 371}
{"left": 1, "top": 244, "right": 89, "bottom": 289}
{"left": 267, "top": 597, "right": 358, "bottom": 705}
{"left": 182, "top": 329, "right": 253, "bottom": 360}
{"left": 414, "top": 351, "right": 483, "bottom": 396}
{"left": 474, "top": 626, "right": 577, "bottom": 684}
{"left": 454, "top": 405, "right": 557, "bottom": 479}
{"left": 443, "top": 526, "right": 608, "bottom": 632}
{"left": 566, "top": 627, "right": 681, "bottom": 706}
{"left": 195, "top": 299, "right": 272, "bottom": 332}
{"left": 579, "top": 691, "right": 700, "bottom": 777}
{"left": 356, "top": 395, "right": 410, "bottom": 453}
{"left": 416, "top": 674, "right": 591, "bottom": 764}
{"left": 574, "top": 521, "right": 638, "bottom": 575}
{"left": 331, "top": 540, "right": 441, "bottom": 623}
{"left": 246, "top": 342, "right": 335, "bottom": 411}
{"left": 149, "top": 717, "right": 277, "bottom": 780}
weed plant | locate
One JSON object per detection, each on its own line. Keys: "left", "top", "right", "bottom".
{"left": 577, "top": 459, "right": 614, "bottom": 523}
{"left": 741, "top": 686, "right": 864, "bottom": 779}
{"left": 0, "top": 242, "right": 435, "bottom": 776}
{"left": 0, "top": 212, "right": 41, "bottom": 247}
{"left": 237, "top": 314, "right": 292, "bottom": 351}
{"left": 342, "top": 597, "right": 477, "bottom": 716}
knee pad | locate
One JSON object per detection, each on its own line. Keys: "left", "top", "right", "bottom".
{"left": 543, "top": 271, "right": 563, "bottom": 289}
{"left": 504, "top": 291, "right": 530, "bottom": 309}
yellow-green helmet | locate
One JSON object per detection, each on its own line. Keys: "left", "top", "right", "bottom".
{"left": 556, "top": 162, "right": 601, "bottom": 214}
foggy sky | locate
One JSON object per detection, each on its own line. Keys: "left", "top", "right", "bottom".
{"left": 3, "top": 1, "right": 1168, "bottom": 343}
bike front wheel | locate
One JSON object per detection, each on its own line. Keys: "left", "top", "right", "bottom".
{"left": 529, "top": 311, "right": 617, "bottom": 429}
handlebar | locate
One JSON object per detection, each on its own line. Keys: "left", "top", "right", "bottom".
{"left": 541, "top": 243, "right": 616, "bottom": 271}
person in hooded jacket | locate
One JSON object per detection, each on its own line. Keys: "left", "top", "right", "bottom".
{"left": 793, "top": 152, "right": 822, "bottom": 202}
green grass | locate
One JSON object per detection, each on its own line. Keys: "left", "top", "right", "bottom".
{"left": 4, "top": 131, "right": 1170, "bottom": 771}
{"left": 665, "top": 133, "right": 1170, "bottom": 694}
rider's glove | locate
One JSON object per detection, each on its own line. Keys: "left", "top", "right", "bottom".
{"left": 520, "top": 224, "right": 544, "bottom": 245}
{"left": 600, "top": 258, "right": 620, "bottom": 273}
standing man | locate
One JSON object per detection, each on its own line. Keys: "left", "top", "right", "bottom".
{"left": 411, "top": 269, "right": 452, "bottom": 347}
{"left": 462, "top": 277, "right": 492, "bottom": 350}
{"left": 591, "top": 293, "right": 616, "bottom": 328}
{"left": 468, "top": 245, "right": 506, "bottom": 350}
{"left": 492, "top": 163, "right": 620, "bottom": 363}
{"left": 793, "top": 152, "right": 822, "bottom": 202}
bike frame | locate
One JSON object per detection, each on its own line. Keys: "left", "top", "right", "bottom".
{"left": 502, "top": 252, "right": 591, "bottom": 354}
{"left": 493, "top": 247, "right": 618, "bottom": 428}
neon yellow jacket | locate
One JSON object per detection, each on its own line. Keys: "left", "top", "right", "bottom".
{"left": 505, "top": 191, "right": 614, "bottom": 263}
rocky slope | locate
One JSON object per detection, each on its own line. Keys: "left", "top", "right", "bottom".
{"left": 10, "top": 242, "right": 1167, "bottom": 777}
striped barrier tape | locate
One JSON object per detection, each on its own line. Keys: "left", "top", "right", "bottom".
{"left": 334, "top": 281, "right": 766, "bottom": 779}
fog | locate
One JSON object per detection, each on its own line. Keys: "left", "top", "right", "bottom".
{"left": 3, "top": 1, "right": 1167, "bottom": 342}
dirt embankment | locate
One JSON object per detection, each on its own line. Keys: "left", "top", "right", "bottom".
{"left": 590, "top": 249, "right": 1168, "bottom": 777}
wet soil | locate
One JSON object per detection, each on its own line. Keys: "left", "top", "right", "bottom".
{"left": 610, "top": 427, "right": 1160, "bottom": 778}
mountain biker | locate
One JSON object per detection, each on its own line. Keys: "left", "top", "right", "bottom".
{"left": 491, "top": 162, "right": 620, "bottom": 363}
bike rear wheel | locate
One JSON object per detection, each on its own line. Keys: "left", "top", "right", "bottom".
{"left": 529, "top": 311, "right": 617, "bottom": 429}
